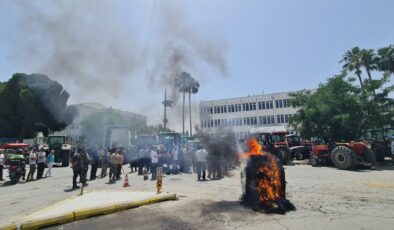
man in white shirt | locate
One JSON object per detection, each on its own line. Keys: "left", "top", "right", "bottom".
{"left": 195, "top": 145, "right": 208, "bottom": 181}
{"left": 151, "top": 146, "right": 159, "bottom": 180}
{"left": 27, "top": 149, "right": 38, "bottom": 182}
{"left": 36, "top": 149, "right": 47, "bottom": 179}
{"left": 0, "top": 151, "right": 4, "bottom": 181}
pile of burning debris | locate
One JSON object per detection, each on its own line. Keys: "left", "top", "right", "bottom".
{"left": 241, "top": 138, "right": 296, "bottom": 214}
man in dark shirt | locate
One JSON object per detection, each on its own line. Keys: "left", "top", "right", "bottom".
{"left": 71, "top": 151, "right": 83, "bottom": 189}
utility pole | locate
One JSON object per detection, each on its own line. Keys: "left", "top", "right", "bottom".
{"left": 162, "top": 89, "right": 173, "bottom": 130}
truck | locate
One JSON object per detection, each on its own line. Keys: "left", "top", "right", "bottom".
{"left": 44, "top": 135, "right": 72, "bottom": 167}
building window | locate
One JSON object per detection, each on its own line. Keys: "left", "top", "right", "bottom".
{"left": 283, "top": 99, "right": 287, "bottom": 108}
{"left": 279, "top": 100, "right": 283, "bottom": 108}
{"left": 281, "top": 114, "right": 285, "bottom": 123}
{"left": 249, "top": 102, "right": 256, "bottom": 111}
{"left": 285, "top": 114, "right": 289, "bottom": 123}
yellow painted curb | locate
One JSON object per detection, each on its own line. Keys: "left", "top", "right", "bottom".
{"left": 74, "top": 204, "right": 117, "bottom": 220}
{"left": 115, "top": 193, "right": 176, "bottom": 211}
{"left": 20, "top": 213, "right": 74, "bottom": 230}
{"left": 0, "top": 223, "right": 17, "bottom": 230}
{"left": 8, "top": 192, "right": 177, "bottom": 230}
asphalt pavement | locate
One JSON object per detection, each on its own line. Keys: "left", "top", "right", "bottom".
{"left": 1, "top": 161, "right": 394, "bottom": 230}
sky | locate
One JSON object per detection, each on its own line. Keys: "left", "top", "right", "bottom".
{"left": 0, "top": 0, "right": 393, "bottom": 130}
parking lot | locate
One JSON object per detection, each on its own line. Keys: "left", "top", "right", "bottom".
{"left": 1, "top": 160, "right": 394, "bottom": 230}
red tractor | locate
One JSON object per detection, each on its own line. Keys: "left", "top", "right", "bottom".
{"left": 309, "top": 142, "right": 375, "bottom": 170}
{"left": 249, "top": 127, "right": 291, "bottom": 165}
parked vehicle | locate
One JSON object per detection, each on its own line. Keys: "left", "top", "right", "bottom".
{"left": 361, "top": 128, "right": 393, "bottom": 161}
{"left": 1, "top": 143, "right": 29, "bottom": 165}
{"left": 44, "top": 135, "right": 72, "bottom": 167}
{"left": 249, "top": 127, "right": 291, "bottom": 165}
{"left": 8, "top": 154, "right": 26, "bottom": 184}
{"left": 310, "top": 142, "right": 375, "bottom": 170}
{"left": 286, "top": 134, "right": 314, "bottom": 160}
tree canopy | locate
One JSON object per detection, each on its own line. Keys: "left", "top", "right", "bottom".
{"left": 0, "top": 73, "right": 76, "bottom": 138}
{"left": 290, "top": 44, "right": 394, "bottom": 141}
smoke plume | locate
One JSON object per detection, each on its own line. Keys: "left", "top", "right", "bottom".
{"left": 3, "top": 0, "right": 228, "bottom": 129}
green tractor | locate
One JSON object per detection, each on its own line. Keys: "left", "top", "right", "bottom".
{"left": 361, "top": 128, "right": 393, "bottom": 162}
{"left": 44, "top": 135, "right": 72, "bottom": 167}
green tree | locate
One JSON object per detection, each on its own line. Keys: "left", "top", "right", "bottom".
{"left": 188, "top": 77, "right": 199, "bottom": 137}
{"left": 290, "top": 74, "right": 394, "bottom": 141}
{"left": 175, "top": 71, "right": 192, "bottom": 136}
{"left": 376, "top": 45, "right": 394, "bottom": 75}
{"left": 290, "top": 75, "right": 364, "bottom": 141}
{"left": 360, "top": 49, "right": 377, "bottom": 81}
{"left": 341, "top": 47, "right": 364, "bottom": 89}
{"left": 0, "top": 73, "right": 75, "bottom": 138}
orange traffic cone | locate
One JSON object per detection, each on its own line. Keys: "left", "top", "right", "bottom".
{"left": 123, "top": 174, "right": 130, "bottom": 187}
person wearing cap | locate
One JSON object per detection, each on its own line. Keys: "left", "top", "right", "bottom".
{"left": 44, "top": 150, "right": 55, "bottom": 177}
{"left": 195, "top": 145, "right": 208, "bottom": 181}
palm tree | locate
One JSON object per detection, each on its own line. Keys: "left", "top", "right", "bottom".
{"left": 376, "top": 45, "right": 394, "bottom": 75}
{"left": 341, "top": 47, "right": 364, "bottom": 89}
{"left": 175, "top": 71, "right": 192, "bottom": 136}
{"left": 360, "top": 49, "right": 377, "bottom": 81}
{"left": 188, "top": 78, "right": 199, "bottom": 137}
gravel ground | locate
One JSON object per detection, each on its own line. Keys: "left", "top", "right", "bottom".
{"left": 1, "top": 160, "right": 394, "bottom": 230}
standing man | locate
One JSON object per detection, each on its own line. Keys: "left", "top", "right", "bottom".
{"left": 36, "top": 148, "right": 46, "bottom": 179}
{"left": 137, "top": 147, "right": 145, "bottom": 175}
{"left": 80, "top": 150, "right": 89, "bottom": 186}
{"left": 71, "top": 150, "right": 83, "bottom": 189}
{"left": 44, "top": 150, "right": 55, "bottom": 177}
{"left": 90, "top": 148, "right": 99, "bottom": 180}
{"left": 0, "top": 150, "right": 4, "bottom": 181}
{"left": 171, "top": 145, "right": 179, "bottom": 174}
{"left": 195, "top": 145, "right": 208, "bottom": 181}
{"left": 109, "top": 151, "right": 117, "bottom": 183}
{"left": 116, "top": 149, "right": 124, "bottom": 180}
{"left": 150, "top": 146, "right": 158, "bottom": 180}
{"left": 101, "top": 151, "right": 109, "bottom": 178}
{"left": 27, "top": 149, "right": 37, "bottom": 182}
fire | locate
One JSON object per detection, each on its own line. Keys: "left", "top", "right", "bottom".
{"left": 242, "top": 137, "right": 295, "bottom": 214}
{"left": 242, "top": 138, "right": 264, "bottom": 158}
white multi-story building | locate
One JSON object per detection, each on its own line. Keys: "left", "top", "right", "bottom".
{"left": 56, "top": 103, "right": 147, "bottom": 145}
{"left": 199, "top": 90, "right": 314, "bottom": 139}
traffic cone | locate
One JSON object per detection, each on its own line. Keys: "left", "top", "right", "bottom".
{"left": 123, "top": 174, "right": 129, "bottom": 187}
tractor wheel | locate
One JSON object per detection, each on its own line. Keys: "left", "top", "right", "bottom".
{"left": 374, "top": 144, "right": 386, "bottom": 162}
{"left": 295, "top": 152, "right": 304, "bottom": 160}
{"left": 309, "top": 156, "right": 319, "bottom": 167}
{"left": 279, "top": 148, "right": 289, "bottom": 165}
{"left": 362, "top": 148, "right": 376, "bottom": 169}
{"left": 330, "top": 146, "right": 357, "bottom": 170}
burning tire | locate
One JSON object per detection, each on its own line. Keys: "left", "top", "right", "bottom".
{"left": 242, "top": 155, "right": 295, "bottom": 214}
{"left": 361, "top": 148, "right": 375, "bottom": 169}
{"left": 309, "top": 156, "right": 319, "bottom": 167}
{"left": 330, "top": 146, "right": 357, "bottom": 170}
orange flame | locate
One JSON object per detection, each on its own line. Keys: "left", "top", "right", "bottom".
{"left": 242, "top": 138, "right": 265, "bottom": 159}
{"left": 243, "top": 137, "right": 284, "bottom": 205}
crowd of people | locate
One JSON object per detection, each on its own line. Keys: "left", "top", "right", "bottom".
{"left": 0, "top": 142, "right": 238, "bottom": 188}
{"left": 69, "top": 142, "right": 238, "bottom": 189}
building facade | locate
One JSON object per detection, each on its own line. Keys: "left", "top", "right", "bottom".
{"left": 55, "top": 103, "right": 147, "bottom": 145}
{"left": 199, "top": 90, "right": 313, "bottom": 139}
